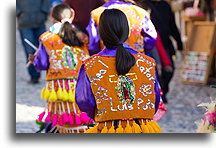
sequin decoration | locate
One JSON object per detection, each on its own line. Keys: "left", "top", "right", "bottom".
{"left": 95, "top": 86, "right": 109, "bottom": 103}
{"left": 89, "top": 69, "right": 107, "bottom": 85}
{"left": 115, "top": 75, "right": 136, "bottom": 105}
{"left": 139, "top": 83, "right": 152, "bottom": 97}
{"left": 109, "top": 73, "right": 137, "bottom": 83}
{"left": 96, "top": 108, "right": 106, "bottom": 116}
{"left": 61, "top": 46, "right": 78, "bottom": 69}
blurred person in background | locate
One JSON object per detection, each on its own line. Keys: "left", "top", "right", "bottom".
{"left": 138, "top": 0, "right": 183, "bottom": 103}
{"left": 86, "top": 0, "right": 157, "bottom": 56}
{"left": 16, "top": 0, "right": 51, "bottom": 84}
{"left": 64, "top": 0, "right": 105, "bottom": 34}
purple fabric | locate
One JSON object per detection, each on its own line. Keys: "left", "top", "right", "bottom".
{"left": 75, "top": 65, "right": 96, "bottom": 119}
{"left": 86, "top": 18, "right": 101, "bottom": 55}
{"left": 142, "top": 16, "right": 157, "bottom": 53}
{"left": 154, "top": 76, "right": 160, "bottom": 112}
{"left": 86, "top": 0, "right": 157, "bottom": 55}
{"left": 76, "top": 47, "right": 161, "bottom": 118}
{"left": 33, "top": 42, "right": 49, "bottom": 71}
{"left": 103, "top": 0, "right": 132, "bottom": 7}
{"left": 97, "top": 44, "right": 138, "bottom": 57}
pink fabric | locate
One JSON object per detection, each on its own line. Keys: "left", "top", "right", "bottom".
{"left": 37, "top": 111, "right": 45, "bottom": 122}
{"left": 153, "top": 102, "right": 167, "bottom": 122}
{"left": 45, "top": 112, "right": 52, "bottom": 122}
{"left": 52, "top": 114, "right": 58, "bottom": 126}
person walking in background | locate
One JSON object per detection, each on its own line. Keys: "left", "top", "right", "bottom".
{"left": 138, "top": 0, "right": 183, "bottom": 103}
{"left": 76, "top": 9, "right": 161, "bottom": 133}
{"left": 64, "top": 0, "right": 105, "bottom": 34}
{"left": 86, "top": 0, "right": 157, "bottom": 55}
{"left": 28, "top": 4, "right": 91, "bottom": 133}
{"left": 16, "top": 0, "right": 51, "bottom": 84}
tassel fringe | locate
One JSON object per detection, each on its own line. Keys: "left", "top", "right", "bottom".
{"left": 84, "top": 120, "right": 162, "bottom": 133}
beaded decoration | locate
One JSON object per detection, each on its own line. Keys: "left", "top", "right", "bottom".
{"left": 62, "top": 46, "right": 78, "bottom": 69}
{"left": 115, "top": 75, "right": 136, "bottom": 105}
{"left": 139, "top": 83, "right": 152, "bottom": 97}
{"left": 95, "top": 86, "right": 109, "bottom": 103}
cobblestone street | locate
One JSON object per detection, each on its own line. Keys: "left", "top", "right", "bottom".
{"left": 16, "top": 21, "right": 215, "bottom": 133}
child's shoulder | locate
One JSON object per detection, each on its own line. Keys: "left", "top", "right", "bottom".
{"left": 83, "top": 55, "right": 98, "bottom": 64}
{"left": 39, "top": 31, "right": 60, "bottom": 43}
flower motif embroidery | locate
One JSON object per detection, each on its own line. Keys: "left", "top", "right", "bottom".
{"left": 139, "top": 83, "right": 152, "bottom": 97}
{"left": 95, "top": 86, "right": 109, "bottom": 103}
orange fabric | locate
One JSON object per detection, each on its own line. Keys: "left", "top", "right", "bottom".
{"left": 84, "top": 53, "right": 156, "bottom": 122}
{"left": 39, "top": 32, "right": 89, "bottom": 80}
{"left": 91, "top": 5, "right": 150, "bottom": 52}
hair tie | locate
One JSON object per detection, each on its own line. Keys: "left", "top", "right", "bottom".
{"left": 61, "top": 18, "right": 71, "bottom": 24}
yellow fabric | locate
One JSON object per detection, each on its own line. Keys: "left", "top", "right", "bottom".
{"left": 146, "top": 122, "right": 155, "bottom": 133}
{"left": 41, "top": 88, "right": 45, "bottom": 99}
{"left": 62, "top": 89, "right": 69, "bottom": 101}
{"left": 108, "top": 126, "right": 115, "bottom": 133}
{"left": 116, "top": 125, "right": 124, "bottom": 133}
{"left": 57, "top": 88, "right": 64, "bottom": 100}
{"left": 132, "top": 122, "right": 142, "bottom": 133}
{"left": 124, "top": 123, "right": 133, "bottom": 133}
{"left": 150, "top": 121, "right": 162, "bottom": 133}
{"left": 68, "top": 89, "right": 75, "bottom": 103}
{"left": 85, "top": 126, "right": 98, "bottom": 133}
{"left": 101, "top": 126, "right": 108, "bottom": 133}
{"left": 43, "top": 88, "right": 50, "bottom": 100}
{"left": 141, "top": 122, "right": 150, "bottom": 133}
{"left": 49, "top": 89, "right": 57, "bottom": 101}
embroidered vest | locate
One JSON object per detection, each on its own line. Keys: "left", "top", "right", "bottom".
{"left": 40, "top": 32, "right": 89, "bottom": 80}
{"left": 84, "top": 53, "right": 156, "bottom": 122}
{"left": 91, "top": 5, "right": 150, "bottom": 52}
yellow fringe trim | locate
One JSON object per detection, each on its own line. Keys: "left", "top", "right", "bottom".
{"left": 41, "top": 88, "right": 45, "bottom": 99}
{"left": 116, "top": 125, "right": 124, "bottom": 133}
{"left": 84, "top": 126, "right": 98, "bottom": 133}
{"left": 57, "top": 88, "right": 64, "bottom": 100}
{"left": 108, "top": 126, "right": 115, "bottom": 133}
{"left": 101, "top": 126, "right": 108, "bottom": 133}
{"left": 84, "top": 120, "right": 162, "bottom": 133}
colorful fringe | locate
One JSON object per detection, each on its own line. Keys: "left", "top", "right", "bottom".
{"left": 36, "top": 101, "right": 93, "bottom": 133}
{"left": 84, "top": 119, "right": 162, "bottom": 133}
{"left": 40, "top": 79, "right": 76, "bottom": 102}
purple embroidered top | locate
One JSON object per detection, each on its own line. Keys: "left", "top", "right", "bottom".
{"left": 76, "top": 46, "right": 161, "bottom": 119}
{"left": 86, "top": 0, "right": 157, "bottom": 55}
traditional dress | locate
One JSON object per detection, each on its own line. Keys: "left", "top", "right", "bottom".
{"left": 86, "top": 0, "right": 157, "bottom": 55}
{"left": 34, "top": 23, "right": 92, "bottom": 133}
{"left": 76, "top": 45, "right": 162, "bottom": 133}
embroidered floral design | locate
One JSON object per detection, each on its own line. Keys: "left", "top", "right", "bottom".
{"left": 95, "top": 86, "right": 109, "bottom": 103}
{"left": 139, "top": 83, "right": 152, "bottom": 97}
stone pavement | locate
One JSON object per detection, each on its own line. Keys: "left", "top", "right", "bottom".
{"left": 16, "top": 21, "right": 215, "bottom": 133}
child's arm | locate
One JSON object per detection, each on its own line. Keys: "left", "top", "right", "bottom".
{"left": 86, "top": 17, "right": 101, "bottom": 55}
{"left": 141, "top": 16, "right": 157, "bottom": 53}
{"left": 33, "top": 42, "right": 50, "bottom": 71}
{"left": 75, "top": 65, "right": 96, "bottom": 119}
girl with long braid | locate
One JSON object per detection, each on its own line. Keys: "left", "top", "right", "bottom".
{"left": 76, "top": 9, "right": 161, "bottom": 133}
